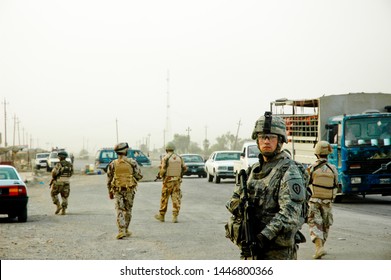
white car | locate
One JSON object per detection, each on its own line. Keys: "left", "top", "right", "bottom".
{"left": 204, "top": 150, "right": 241, "bottom": 183}
{"left": 34, "top": 152, "right": 50, "bottom": 170}
{"left": 46, "top": 150, "right": 72, "bottom": 172}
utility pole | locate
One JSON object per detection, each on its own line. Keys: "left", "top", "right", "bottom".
{"left": 234, "top": 119, "right": 241, "bottom": 150}
{"left": 115, "top": 118, "right": 119, "bottom": 143}
{"left": 13, "top": 114, "right": 16, "bottom": 146}
{"left": 165, "top": 70, "right": 171, "bottom": 144}
{"left": 2, "top": 98, "right": 9, "bottom": 147}
{"left": 186, "top": 126, "right": 191, "bottom": 152}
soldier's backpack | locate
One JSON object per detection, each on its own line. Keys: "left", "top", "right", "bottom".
{"left": 309, "top": 161, "right": 336, "bottom": 199}
{"left": 59, "top": 161, "right": 73, "bottom": 177}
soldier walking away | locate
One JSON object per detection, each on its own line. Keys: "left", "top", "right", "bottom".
{"left": 107, "top": 143, "right": 143, "bottom": 240}
{"left": 225, "top": 112, "right": 310, "bottom": 260}
{"left": 307, "top": 141, "right": 338, "bottom": 259}
{"left": 154, "top": 142, "right": 187, "bottom": 223}
{"left": 50, "top": 151, "right": 73, "bottom": 215}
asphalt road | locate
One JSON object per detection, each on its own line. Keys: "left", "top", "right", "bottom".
{"left": 1, "top": 162, "right": 391, "bottom": 260}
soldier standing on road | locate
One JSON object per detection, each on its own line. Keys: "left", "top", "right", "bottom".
{"left": 154, "top": 142, "right": 187, "bottom": 223}
{"left": 50, "top": 151, "right": 73, "bottom": 215}
{"left": 107, "top": 143, "right": 143, "bottom": 240}
{"left": 226, "top": 112, "right": 309, "bottom": 260}
{"left": 307, "top": 141, "right": 338, "bottom": 259}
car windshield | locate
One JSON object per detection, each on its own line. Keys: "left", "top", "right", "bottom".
{"left": 101, "top": 150, "right": 117, "bottom": 159}
{"left": 182, "top": 155, "right": 203, "bottom": 163}
{"left": 0, "top": 167, "right": 19, "bottom": 180}
{"left": 37, "top": 154, "right": 49, "bottom": 159}
{"left": 215, "top": 152, "right": 241, "bottom": 161}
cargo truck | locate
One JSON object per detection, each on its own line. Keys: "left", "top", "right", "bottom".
{"left": 270, "top": 92, "right": 391, "bottom": 201}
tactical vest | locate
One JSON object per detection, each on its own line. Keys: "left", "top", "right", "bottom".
{"left": 309, "top": 161, "right": 336, "bottom": 199}
{"left": 166, "top": 154, "right": 182, "bottom": 177}
{"left": 113, "top": 158, "right": 135, "bottom": 188}
{"left": 59, "top": 161, "right": 72, "bottom": 177}
{"left": 248, "top": 157, "right": 310, "bottom": 227}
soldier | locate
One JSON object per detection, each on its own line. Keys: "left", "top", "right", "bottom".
{"left": 50, "top": 151, "right": 73, "bottom": 215}
{"left": 107, "top": 143, "right": 143, "bottom": 240}
{"left": 307, "top": 141, "right": 338, "bottom": 259}
{"left": 226, "top": 112, "right": 309, "bottom": 260}
{"left": 154, "top": 142, "right": 187, "bottom": 223}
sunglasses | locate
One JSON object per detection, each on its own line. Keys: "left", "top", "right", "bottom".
{"left": 258, "top": 134, "right": 278, "bottom": 141}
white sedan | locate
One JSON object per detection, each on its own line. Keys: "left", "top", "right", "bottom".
{"left": 204, "top": 150, "right": 241, "bottom": 183}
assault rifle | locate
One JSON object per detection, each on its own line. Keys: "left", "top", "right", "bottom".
{"left": 239, "top": 169, "right": 257, "bottom": 258}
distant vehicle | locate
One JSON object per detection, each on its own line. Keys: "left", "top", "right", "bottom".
{"left": 127, "top": 149, "right": 151, "bottom": 167}
{"left": 233, "top": 142, "right": 260, "bottom": 185}
{"left": 95, "top": 148, "right": 151, "bottom": 172}
{"left": 95, "top": 148, "right": 118, "bottom": 172}
{"left": 34, "top": 152, "right": 50, "bottom": 170}
{"left": 181, "top": 154, "right": 207, "bottom": 178}
{"left": 0, "top": 165, "right": 29, "bottom": 222}
{"left": 46, "top": 150, "right": 72, "bottom": 172}
{"left": 205, "top": 150, "right": 241, "bottom": 183}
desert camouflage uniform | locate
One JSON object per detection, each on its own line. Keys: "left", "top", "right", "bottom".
{"left": 157, "top": 152, "right": 187, "bottom": 218}
{"left": 226, "top": 151, "right": 308, "bottom": 260}
{"left": 50, "top": 159, "right": 73, "bottom": 213}
{"left": 107, "top": 157, "right": 142, "bottom": 236}
{"left": 307, "top": 159, "right": 338, "bottom": 243}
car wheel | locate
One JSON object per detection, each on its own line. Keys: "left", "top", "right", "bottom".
{"left": 202, "top": 173, "right": 207, "bottom": 178}
{"left": 18, "top": 207, "right": 28, "bottom": 223}
{"left": 208, "top": 173, "right": 213, "bottom": 182}
{"left": 214, "top": 174, "right": 221, "bottom": 184}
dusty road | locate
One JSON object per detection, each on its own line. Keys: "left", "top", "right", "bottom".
{"left": 1, "top": 165, "right": 391, "bottom": 260}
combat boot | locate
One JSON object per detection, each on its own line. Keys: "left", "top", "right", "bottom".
{"left": 126, "top": 229, "right": 132, "bottom": 237}
{"left": 55, "top": 203, "right": 62, "bottom": 214}
{"left": 60, "top": 208, "right": 66, "bottom": 215}
{"left": 154, "top": 213, "right": 165, "bottom": 222}
{"left": 116, "top": 231, "right": 126, "bottom": 240}
{"left": 313, "top": 238, "right": 326, "bottom": 259}
{"left": 172, "top": 215, "right": 178, "bottom": 223}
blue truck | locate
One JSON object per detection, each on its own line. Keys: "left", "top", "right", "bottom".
{"left": 270, "top": 92, "right": 391, "bottom": 202}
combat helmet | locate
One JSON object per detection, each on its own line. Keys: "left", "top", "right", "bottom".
{"left": 165, "top": 142, "right": 176, "bottom": 151}
{"left": 314, "top": 141, "right": 332, "bottom": 156}
{"left": 57, "top": 151, "right": 68, "bottom": 158}
{"left": 251, "top": 111, "right": 288, "bottom": 143}
{"left": 114, "top": 142, "right": 129, "bottom": 154}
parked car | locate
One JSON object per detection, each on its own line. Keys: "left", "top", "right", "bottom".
{"left": 127, "top": 149, "right": 151, "bottom": 166}
{"left": 95, "top": 148, "right": 118, "bottom": 172}
{"left": 95, "top": 147, "right": 151, "bottom": 172}
{"left": 34, "top": 152, "right": 50, "bottom": 170}
{"left": 181, "top": 154, "right": 207, "bottom": 178}
{"left": 205, "top": 150, "right": 241, "bottom": 183}
{"left": 46, "top": 150, "right": 72, "bottom": 172}
{"left": 0, "top": 165, "right": 29, "bottom": 222}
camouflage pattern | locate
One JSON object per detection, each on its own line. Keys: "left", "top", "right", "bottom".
{"left": 307, "top": 159, "right": 338, "bottom": 243}
{"left": 307, "top": 199, "right": 333, "bottom": 243}
{"left": 107, "top": 156, "right": 142, "bottom": 235}
{"left": 226, "top": 151, "right": 308, "bottom": 260}
{"left": 50, "top": 159, "right": 73, "bottom": 211}
{"left": 157, "top": 151, "right": 187, "bottom": 217}
{"left": 158, "top": 178, "right": 182, "bottom": 216}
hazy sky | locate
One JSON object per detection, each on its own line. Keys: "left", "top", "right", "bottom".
{"left": 1, "top": 0, "right": 391, "bottom": 155}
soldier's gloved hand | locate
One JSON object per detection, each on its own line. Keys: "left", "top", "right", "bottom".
{"left": 109, "top": 192, "right": 114, "bottom": 200}
{"left": 257, "top": 233, "right": 269, "bottom": 249}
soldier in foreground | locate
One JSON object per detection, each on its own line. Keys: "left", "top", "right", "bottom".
{"left": 307, "top": 141, "right": 338, "bottom": 259}
{"left": 107, "top": 143, "right": 143, "bottom": 239}
{"left": 50, "top": 151, "right": 73, "bottom": 215}
{"left": 154, "top": 142, "right": 187, "bottom": 223}
{"left": 226, "top": 112, "right": 309, "bottom": 260}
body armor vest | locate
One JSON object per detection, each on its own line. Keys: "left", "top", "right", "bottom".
{"left": 59, "top": 161, "right": 72, "bottom": 177}
{"left": 310, "top": 161, "right": 335, "bottom": 199}
{"left": 166, "top": 154, "right": 182, "bottom": 177}
{"left": 113, "top": 158, "right": 134, "bottom": 187}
